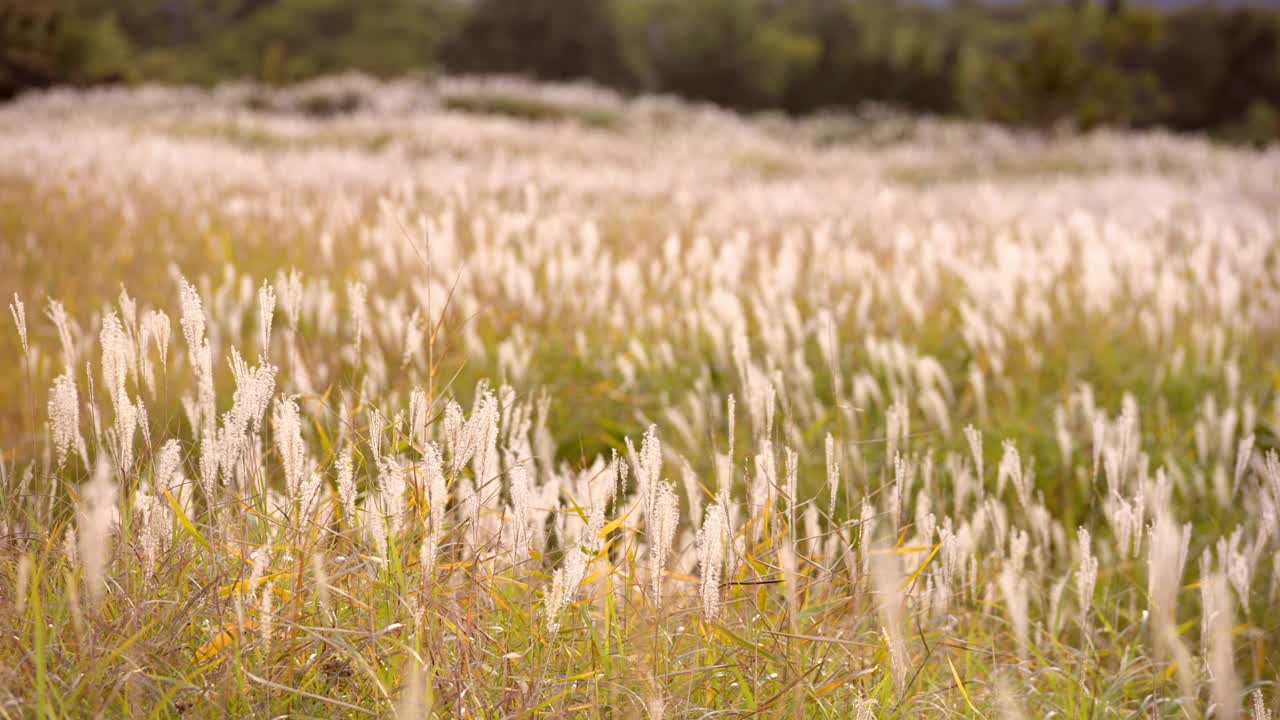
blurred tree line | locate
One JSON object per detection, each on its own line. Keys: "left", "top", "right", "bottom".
{"left": 3, "top": 0, "right": 1278, "bottom": 142}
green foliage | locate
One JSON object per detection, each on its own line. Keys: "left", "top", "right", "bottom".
{"left": 1, "top": 2, "right": 134, "bottom": 97}
{"left": 441, "top": 90, "right": 622, "bottom": 128}
{"left": 54, "top": 12, "right": 133, "bottom": 80}
{"left": 201, "top": 0, "right": 464, "bottom": 83}
{"left": 4, "top": 0, "right": 1280, "bottom": 141}
{"left": 963, "top": 8, "right": 1170, "bottom": 129}
{"left": 1223, "top": 98, "right": 1280, "bottom": 146}
{"left": 441, "top": 0, "right": 642, "bottom": 88}
{"left": 1155, "top": 7, "right": 1280, "bottom": 138}
{"left": 641, "top": 0, "right": 819, "bottom": 108}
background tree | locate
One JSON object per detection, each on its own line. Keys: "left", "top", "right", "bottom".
{"left": 2, "top": 0, "right": 1278, "bottom": 143}
{"left": 441, "top": 0, "right": 642, "bottom": 89}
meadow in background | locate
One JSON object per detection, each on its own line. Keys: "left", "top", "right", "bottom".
{"left": 0, "top": 76, "right": 1279, "bottom": 717}
{"left": 6, "top": 0, "right": 1280, "bottom": 145}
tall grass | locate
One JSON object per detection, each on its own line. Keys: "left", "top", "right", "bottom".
{"left": 0, "top": 77, "right": 1278, "bottom": 717}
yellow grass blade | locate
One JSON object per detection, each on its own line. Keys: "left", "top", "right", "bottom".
{"left": 196, "top": 620, "right": 258, "bottom": 664}
{"left": 219, "top": 570, "right": 289, "bottom": 599}
{"left": 598, "top": 509, "right": 633, "bottom": 538}
{"left": 948, "top": 656, "right": 985, "bottom": 719}
{"left": 902, "top": 543, "right": 941, "bottom": 590}
{"left": 164, "top": 490, "right": 211, "bottom": 551}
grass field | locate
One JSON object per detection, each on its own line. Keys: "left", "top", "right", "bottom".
{"left": 1, "top": 75, "right": 1279, "bottom": 718}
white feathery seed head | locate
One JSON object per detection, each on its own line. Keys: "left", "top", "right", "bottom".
{"left": 545, "top": 548, "right": 589, "bottom": 633}
{"left": 998, "top": 563, "right": 1030, "bottom": 658}
{"left": 964, "top": 425, "right": 983, "bottom": 485}
{"left": 726, "top": 394, "right": 736, "bottom": 460}
{"left": 154, "top": 439, "right": 182, "bottom": 491}
{"left": 368, "top": 407, "right": 386, "bottom": 461}
{"left": 1217, "top": 529, "right": 1251, "bottom": 611}
{"left": 443, "top": 400, "right": 466, "bottom": 469}
{"left": 198, "top": 425, "right": 220, "bottom": 499}
{"left": 311, "top": 552, "right": 331, "bottom": 613}
{"left": 278, "top": 268, "right": 303, "bottom": 332}
{"left": 423, "top": 442, "right": 448, "bottom": 535}
{"left": 1250, "top": 690, "right": 1271, "bottom": 720}
{"left": 226, "top": 347, "right": 277, "bottom": 437}
{"left": 336, "top": 446, "right": 357, "bottom": 524}
{"left": 49, "top": 370, "right": 80, "bottom": 468}
{"left": 273, "top": 395, "right": 308, "bottom": 505}
{"left": 1091, "top": 414, "right": 1106, "bottom": 483}
{"left": 298, "top": 469, "right": 323, "bottom": 521}
{"left": 136, "top": 489, "right": 169, "bottom": 575}
{"left": 367, "top": 506, "right": 389, "bottom": 560}
{"left": 1206, "top": 571, "right": 1240, "bottom": 720}
{"left": 141, "top": 309, "right": 171, "bottom": 385}
{"left": 112, "top": 390, "right": 139, "bottom": 475}
{"left": 419, "top": 529, "right": 438, "bottom": 581}
{"left": 47, "top": 299, "right": 78, "bottom": 370}
{"left": 638, "top": 425, "right": 663, "bottom": 513}
{"left": 825, "top": 432, "right": 839, "bottom": 518}
{"left": 99, "top": 310, "right": 132, "bottom": 405}
{"left": 260, "top": 580, "right": 275, "bottom": 653}
{"left": 679, "top": 459, "right": 703, "bottom": 533}
{"left": 258, "top": 280, "right": 276, "bottom": 355}
{"left": 1054, "top": 404, "right": 1073, "bottom": 466}
{"left": 16, "top": 554, "right": 32, "bottom": 615}
{"left": 77, "top": 457, "right": 118, "bottom": 604}
{"left": 178, "top": 277, "right": 205, "bottom": 354}
{"left": 377, "top": 455, "right": 408, "bottom": 529}
{"left": 650, "top": 481, "right": 680, "bottom": 608}
{"left": 783, "top": 446, "right": 798, "bottom": 519}
{"left": 136, "top": 397, "right": 151, "bottom": 456}
{"left": 509, "top": 460, "right": 531, "bottom": 555}
{"left": 998, "top": 440, "right": 1027, "bottom": 508}
{"left": 395, "top": 655, "right": 432, "bottom": 720}
{"left": 1233, "top": 433, "right": 1254, "bottom": 498}
{"left": 697, "top": 504, "right": 727, "bottom": 620}
{"left": 871, "top": 547, "right": 908, "bottom": 693}
{"left": 348, "top": 281, "right": 368, "bottom": 357}
{"left": 1076, "top": 527, "right": 1098, "bottom": 626}
{"left": 1147, "top": 512, "right": 1191, "bottom": 661}
{"left": 408, "top": 387, "right": 429, "bottom": 449}
{"left": 247, "top": 546, "right": 269, "bottom": 598}
{"left": 778, "top": 535, "right": 800, "bottom": 620}
{"left": 1265, "top": 450, "right": 1280, "bottom": 510}
{"left": 10, "top": 292, "right": 27, "bottom": 355}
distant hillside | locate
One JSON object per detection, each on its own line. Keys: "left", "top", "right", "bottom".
{"left": 3, "top": 0, "right": 1279, "bottom": 142}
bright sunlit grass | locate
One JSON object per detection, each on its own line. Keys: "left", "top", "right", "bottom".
{"left": 1, "top": 76, "right": 1278, "bottom": 718}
